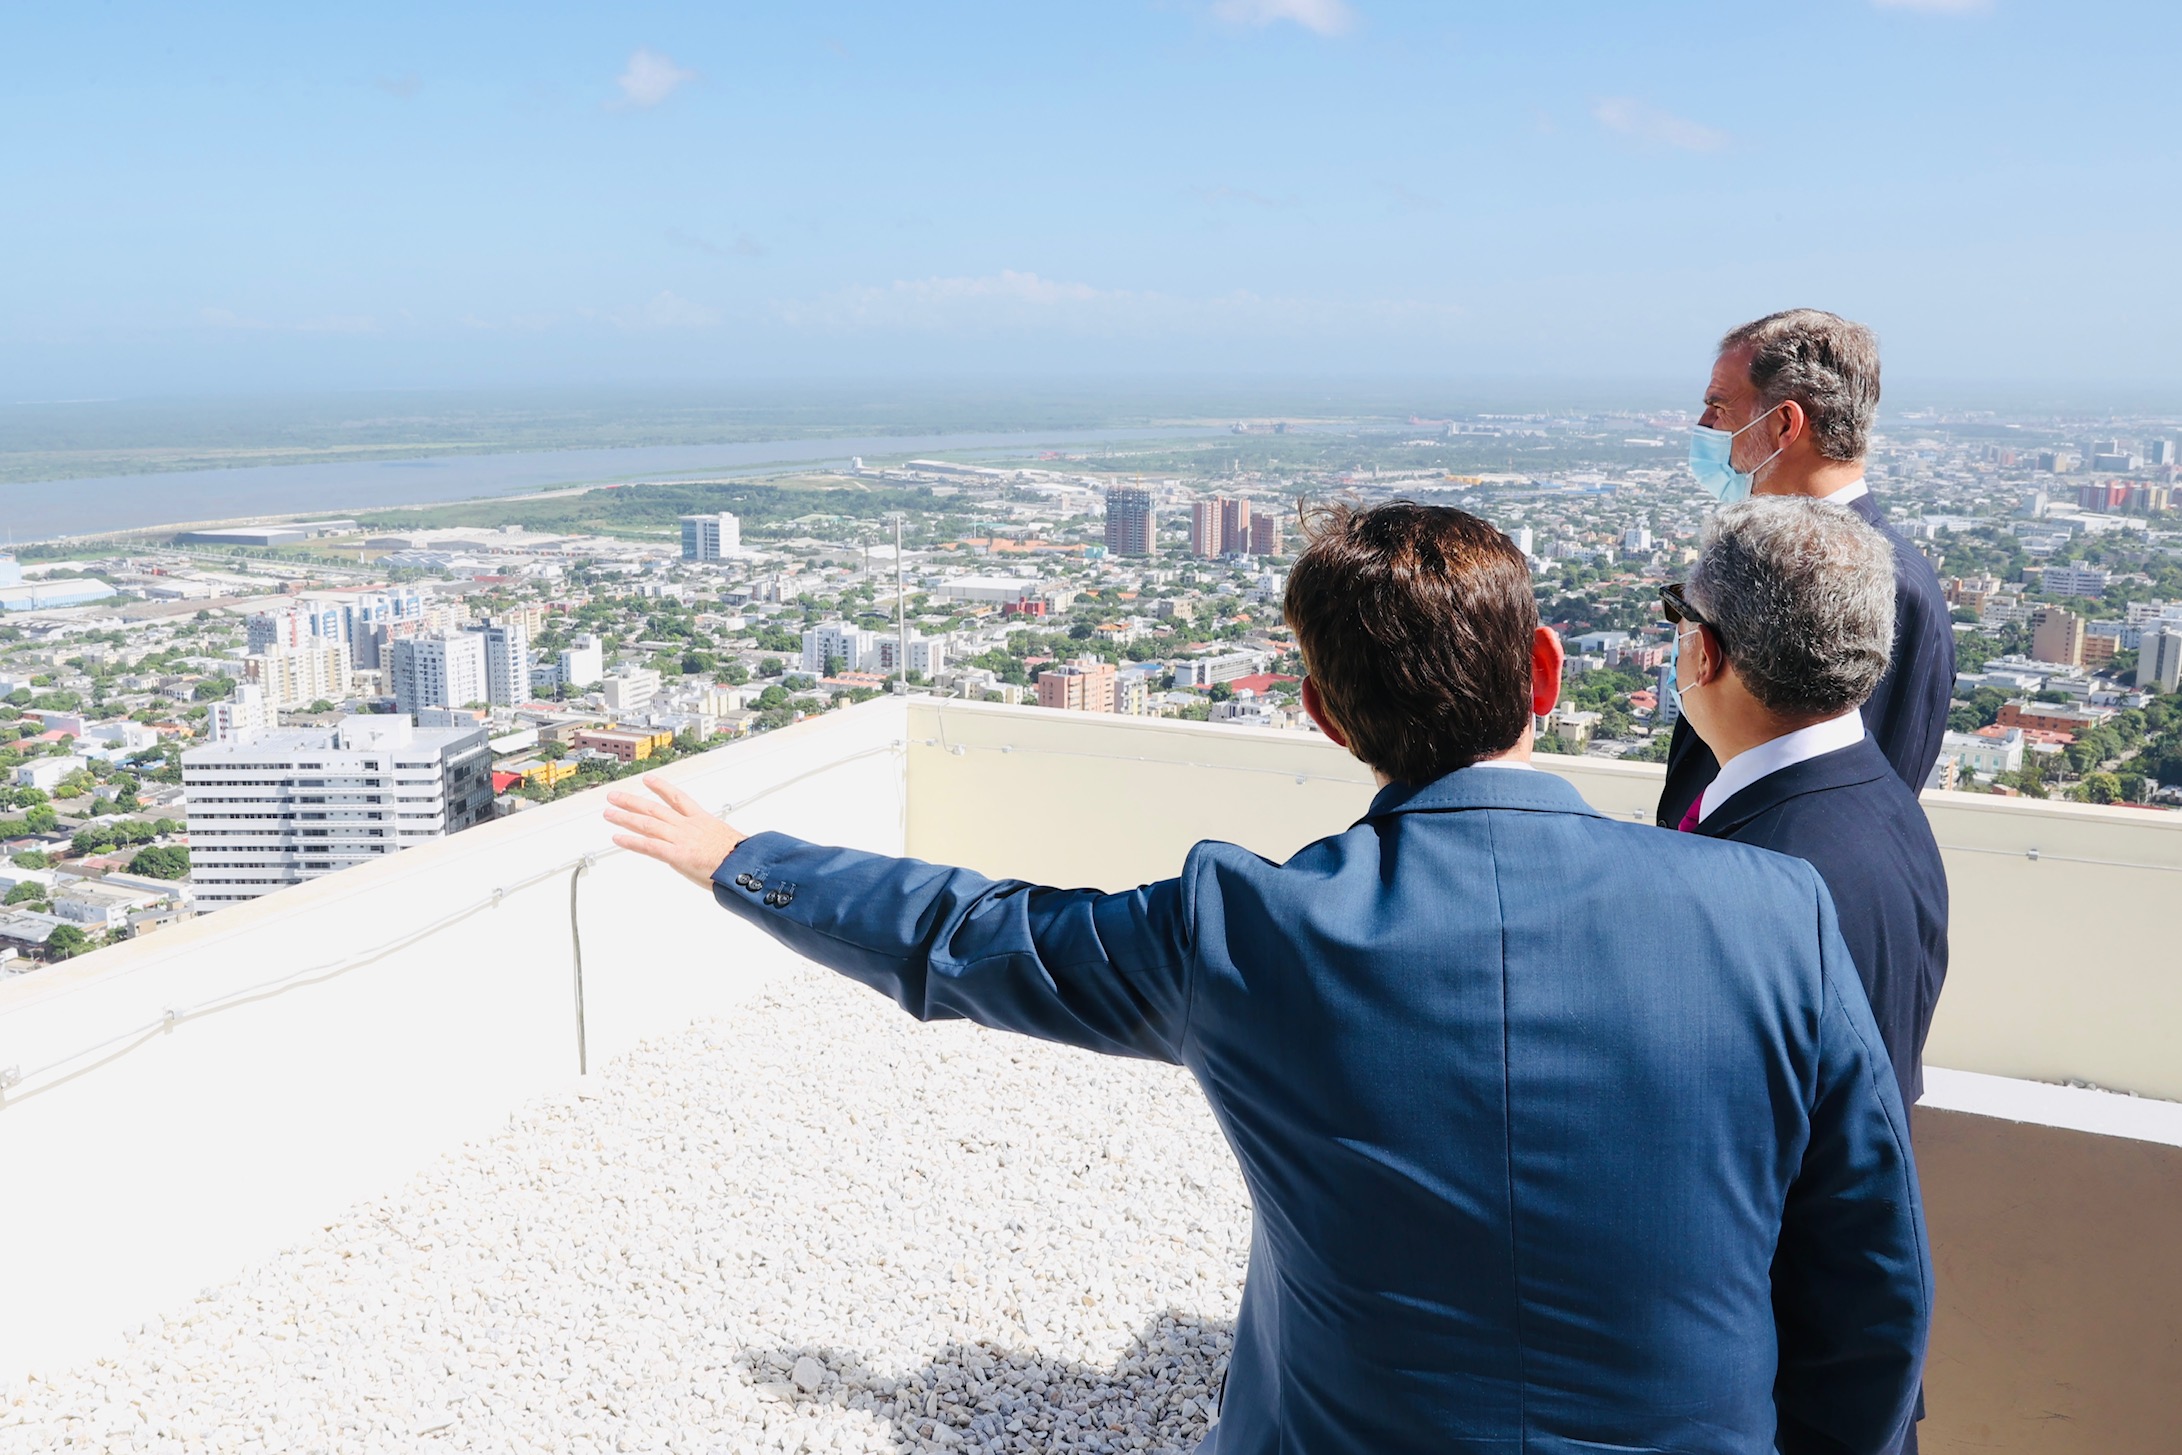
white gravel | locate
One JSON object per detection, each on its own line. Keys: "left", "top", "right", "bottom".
{"left": 0, "top": 973, "right": 1251, "bottom": 1454}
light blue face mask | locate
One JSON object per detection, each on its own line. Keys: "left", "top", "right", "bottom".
{"left": 1667, "top": 628, "right": 1701, "bottom": 715}
{"left": 1668, "top": 626, "right": 1704, "bottom": 709}
{"left": 1687, "top": 405, "right": 1786, "bottom": 504}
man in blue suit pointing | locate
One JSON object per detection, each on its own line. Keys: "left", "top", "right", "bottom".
{"left": 607, "top": 502, "right": 1930, "bottom": 1455}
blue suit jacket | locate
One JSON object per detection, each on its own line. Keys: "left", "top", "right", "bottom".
{"left": 1659, "top": 491, "right": 1958, "bottom": 829}
{"left": 1696, "top": 737, "right": 1950, "bottom": 1108}
{"left": 713, "top": 765, "right": 1931, "bottom": 1455}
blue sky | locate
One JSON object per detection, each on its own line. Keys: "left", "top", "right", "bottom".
{"left": 6, "top": 0, "right": 2180, "bottom": 398}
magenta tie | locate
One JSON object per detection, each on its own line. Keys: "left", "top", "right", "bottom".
{"left": 1676, "top": 801, "right": 1702, "bottom": 833}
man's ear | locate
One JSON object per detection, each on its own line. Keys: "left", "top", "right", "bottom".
{"left": 1771, "top": 399, "right": 1807, "bottom": 453}
{"left": 1301, "top": 676, "right": 1350, "bottom": 750}
{"left": 1687, "top": 625, "right": 1726, "bottom": 690}
{"left": 1530, "top": 627, "right": 1564, "bottom": 717}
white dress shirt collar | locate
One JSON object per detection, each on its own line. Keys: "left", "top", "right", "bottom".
{"left": 1819, "top": 476, "right": 1869, "bottom": 506}
{"left": 1698, "top": 709, "right": 1866, "bottom": 823}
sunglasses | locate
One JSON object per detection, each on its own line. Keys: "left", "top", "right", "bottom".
{"left": 1660, "top": 583, "right": 1727, "bottom": 650}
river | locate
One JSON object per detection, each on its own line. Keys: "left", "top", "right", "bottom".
{"left": 4, "top": 427, "right": 1224, "bottom": 542}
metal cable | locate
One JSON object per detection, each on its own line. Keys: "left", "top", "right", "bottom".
{"left": 569, "top": 860, "right": 590, "bottom": 1077}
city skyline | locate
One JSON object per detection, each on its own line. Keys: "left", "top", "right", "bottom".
{"left": 9, "top": 1, "right": 2182, "bottom": 397}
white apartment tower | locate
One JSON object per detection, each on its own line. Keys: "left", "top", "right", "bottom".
{"left": 801, "top": 622, "right": 875, "bottom": 676}
{"left": 680, "top": 512, "right": 743, "bottom": 562}
{"left": 182, "top": 716, "right": 494, "bottom": 909}
{"left": 870, "top": 633, "right": 946, "bottom": 678}
{"left": 468, "top": 621, "right": 531, "bottom": 706}
{"left": 390, "top": 633, "right": 490, "bottom": 717}
{"left": 211, "top": 683, "right": 274, "bottom": 742}
{"left": 600, "top": 668, "right": 662, "bottom": 715}
{"left": 2140, "top": 627, "right": 2182, "bottom": 694}
{"left": 558, "top": 634, "right": 605, "bottom": 691}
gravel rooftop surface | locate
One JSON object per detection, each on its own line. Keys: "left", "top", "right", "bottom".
{"left": 0, "top": 973, "right": 1252, "bottom": 1454}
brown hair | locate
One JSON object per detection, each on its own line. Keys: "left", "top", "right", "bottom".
{"left": 1283, "top": 500, "right": 1537, "bottom": 784}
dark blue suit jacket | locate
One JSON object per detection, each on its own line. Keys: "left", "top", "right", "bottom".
{"left": 1695, "top": 737, "right": 1949, "bottom": 1109}
{"left": 711, "top": 766, "right": 1931, "bottom": 1455}
{"left": 1659, "top": 490, "right": 1958, "bottom": 830}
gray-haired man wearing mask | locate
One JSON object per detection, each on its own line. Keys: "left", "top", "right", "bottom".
{"left": 1662, "top": 309, "right": 1956, "bottom": 833}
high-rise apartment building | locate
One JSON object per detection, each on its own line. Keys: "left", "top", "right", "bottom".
{"left": 870, "top": 633, "right": 946, "bottom": 678}
{"left": 1249, "top": 510, "right": 1283, "bottom": 558}
{"left": 600, "top": 669, "right": 661, "bottom": 715}
{"left": 182, "top": 716, "right": 493, "bottom": 909}
{"left": 802, "top": 622, "right": 875, "bottom": 676}
{"left": 2030, "top": 606, "right": 2087, "bottom": 668}
{"left": 1654, "top": 661, "right": 1682, "bottom": 729}
{"left": 338, "top": 588, "right": 428, "bottom": 670}
{"left": 2039, "top": 565, "right": 2109, "bottom": 598}
{"left": 1219, "top": 498, "right": 1249, "bottom": 554}
{"left": 1035, "top": 659, "right": 1117, "bottom": 713}
{"left": 211, "top": 683, "right": 274, "bottom": 742}
{"left": 1105, "top": 486, "right": 1156, "bottom": 557}
{"left": 247, "top": 603, "right": 342, "bottom": 654}
{"left": 244, "top": 640, "right": 354, "bottom": 711}
{"left": 2148, "top": 439, "right": 2178, "bottom": 468}
{"left": 390, "top": 633, "right": 490, "bottom": 717}
{"left": 557, "top": 634, "right": 605, "bottom": 692}
{"left": 252, "top": 589, "right": 428, "bottom": 671}
{"left": 2140, "top": 627, "right": 2182, "bottom": 694}
{"left": 1190, "top": 500, "right": 1227, "bottom": 558}
{"left": 679, "top": 512, "right": 743, "bottom": 562}
{"left": 468, "top": 622, "right": 531, "bottom": 706}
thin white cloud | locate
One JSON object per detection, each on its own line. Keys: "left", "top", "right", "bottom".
{"left": 607, "top": 291, "right": 719, "bottom": 331}
{"left": 1871, "top": 0, "right": 1991, "bottom": 12}
{"left": 773, "top": 270, "right": 1458, "bottom": 338}
{"left": 1592, "top": 98, "right": 1731, "bottom": 153}
{"left": 373, "top": 75, "right": 422, "bottom": 100}
{"left": 1211, "top": 0, "right": 1356, "bottom": 38}
{"left": 612, "top": 48, "right": 697, "bottom": 110}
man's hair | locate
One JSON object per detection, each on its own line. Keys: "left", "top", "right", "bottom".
{"left": 1719, "top": 309, "right": 1881, "bottom": 463}
{"left": 1687, "top": 497, "right": 1895, "bottom": 720}
{"left": 1284, "top": 501, "right": 1536, "bottom": 784}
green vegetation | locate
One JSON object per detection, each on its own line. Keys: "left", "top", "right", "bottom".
{"left": 127, "top": 844, "right": 190, "bottom": 879}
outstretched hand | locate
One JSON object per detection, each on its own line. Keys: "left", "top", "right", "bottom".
{"left": 604, "top": 775, "right": 748, "bottom": 888}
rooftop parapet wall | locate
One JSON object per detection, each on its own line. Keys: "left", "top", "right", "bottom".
{"left": 906, "top": 700, "right": 2182, "bottom": 1102}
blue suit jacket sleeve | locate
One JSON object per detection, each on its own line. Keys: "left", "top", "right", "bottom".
{"left": 707, "top": 830, "right": 1195, "bottom": 1064}
{"left": 1772, "top": 885, "right": 1934, "bottom": 1455}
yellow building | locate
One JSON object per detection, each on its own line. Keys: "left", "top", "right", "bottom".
{"left": 571, "top": 728, "right": 677, "bottom": 763}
